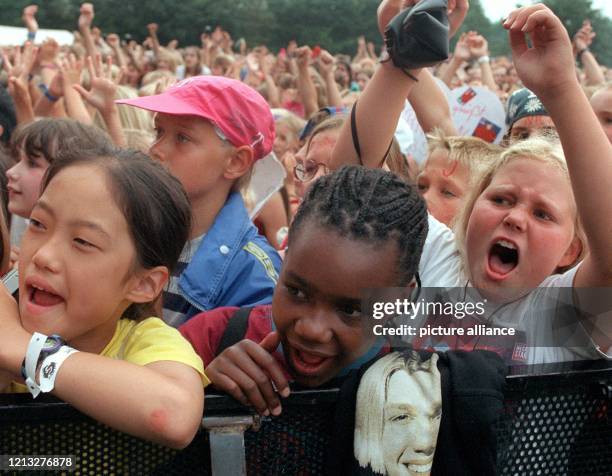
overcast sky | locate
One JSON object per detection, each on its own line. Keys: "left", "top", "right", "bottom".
{"left": 481, "top": 0, "right": 612, "bottom": 22}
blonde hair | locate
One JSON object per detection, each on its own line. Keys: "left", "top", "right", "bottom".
{"left": 426, "top": 128, "right": 502, "bottom": 188}
{"left": 94, "top": 85, "right": 154, "bottom": 140}
{"left": 385, "top": 138, "right": 413, "bottom": 183}
{"left": 454, "top": 135, "right": 586, "bottom": 275}
{"left": 156, "top": 47, "right": 180, "bottom": 71}
{"left": 114, "top": 85, "right": 154, "bottom": 131}
{"left": 124, "top": 128, "right": 155, "bottom": 152}
{"left": 141, "top": 69, "right": 175, "bottom": 87}
{"left": 276, "top": 112, "right": 306, "bottom": 139}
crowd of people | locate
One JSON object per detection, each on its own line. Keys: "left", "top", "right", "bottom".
{"left": 0, "top": 0, "right": 610, "bottom": 469}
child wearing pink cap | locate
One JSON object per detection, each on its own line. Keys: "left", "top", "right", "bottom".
{"left": 118, "top": 76, "right": 282, "bottom": 327}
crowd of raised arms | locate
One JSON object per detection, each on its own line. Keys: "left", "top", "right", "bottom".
{"left": 0, "top": 0, "right": 610, "bottom": 457}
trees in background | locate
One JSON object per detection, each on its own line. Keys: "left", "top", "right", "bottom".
{"left": 0, "top": 0, "right": 610, "bottom": 65}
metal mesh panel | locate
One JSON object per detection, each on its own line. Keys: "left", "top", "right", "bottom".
{"left": 244, "top": 400, "right": 336, "bottom": 475}
{"left": 497, "top": 370, "right": 612, "bottom": 476}
{"left": 1, "top": 363, "right": 610, "bottom": 475}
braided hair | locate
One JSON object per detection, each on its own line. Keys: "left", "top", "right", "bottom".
{"left": 289, "top": 166, "right": 428, "bottom": 285}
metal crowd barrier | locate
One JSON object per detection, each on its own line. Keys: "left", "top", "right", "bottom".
{"left": 0, "top": 360, "right": 610, "bottom": 475}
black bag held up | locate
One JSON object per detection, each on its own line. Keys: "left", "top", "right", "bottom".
{"left": 384, "top": 0, "right": 450, "bottom": 70}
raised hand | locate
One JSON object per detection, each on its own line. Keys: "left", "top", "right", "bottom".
{"left": 447, "top": 0, "right": 469, "bottom": 38}
{"left": 22, "top": 5, "right": 39, "bottom": 32}
{"left": 295, "top": 46, "right": 312, "bottom": 70}
{"left": 504, "top": 3, "right": 576, "bottom": 98}
{"left": 146, "top": 23, "right": 159, "bottom": 35}
{"left": 59, "top": 54, "right": 84, "bottom": 90}
{"left": 73, "top": 54, "right": 121, "bottom": 114}
{"left": 106, "top": 33, "right": 121, "bottom": 49}
{"left": 37, "top": 38, "right": 60, "bottom": 66}
{"left": 78, "top": 3, "right": 95, "bottom": 30}
{"left": 453, "top": 32, "right": 471, "bottom": 61}
{"left": 573, "top": 20, "right": 595, "bottom": 54}
{"left": 467, "top": 32, "right": 489, "bottom": 58}
{"left": 317, "top": 50, "right": 335, "bottom": 78}
{"left": 3, "top": 43, "right": 38, "bottom": 100}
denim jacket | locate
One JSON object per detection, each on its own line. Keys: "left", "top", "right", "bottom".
{"left": 179, "top": 192, "right": 282, "bottom": 320}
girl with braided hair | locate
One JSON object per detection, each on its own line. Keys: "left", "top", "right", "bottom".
{"left": 180, "top": 165, "right": 429, "bottom": 416}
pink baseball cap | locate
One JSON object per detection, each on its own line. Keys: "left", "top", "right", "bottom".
{"left": 116, "top": 76, "right": 274, "bottom": 161}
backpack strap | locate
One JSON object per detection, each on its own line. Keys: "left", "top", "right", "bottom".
{"left": 215, "top": 306, "right": 254, "bottom": 356}
{"left": 350, "top": 100, "right": 394, "bottom": 168}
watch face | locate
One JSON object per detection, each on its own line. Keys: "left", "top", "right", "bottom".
{"left": 42, "top": 336, "right": 64, "bottom": 352}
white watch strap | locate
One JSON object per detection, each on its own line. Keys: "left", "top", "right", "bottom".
{"left": 38, "top": 346, "right": 79, "bottom": 393}
{"left": 24, "top": 332, "right": 48, "bottom": 398}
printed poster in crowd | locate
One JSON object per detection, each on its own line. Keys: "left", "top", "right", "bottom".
{"left": 397, "top": 78, "right": 452, "bottom": 165}
{"left": 449, "top": 85, "right": 506, "bottom": 144}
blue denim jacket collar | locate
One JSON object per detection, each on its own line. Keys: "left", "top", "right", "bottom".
{"left": 179, "top": 191, "right": 253, "bottom": 310}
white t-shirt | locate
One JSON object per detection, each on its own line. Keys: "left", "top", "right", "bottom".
{"left": 417, "top": 215, "right": 610, "bottom": 364}
{"left": 418, "top": 214, "right": 463, "bottom": 288}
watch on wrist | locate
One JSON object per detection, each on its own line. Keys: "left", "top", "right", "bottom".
{"left": 39, "top": 335, "right": 67, "bottom": 362}
{"left": 21, "top": 334, "right": 66, "bottom": 381}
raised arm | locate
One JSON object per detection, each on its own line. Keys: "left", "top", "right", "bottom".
{"left": 21, "top": 5, "right": 38, "bottom": 43}
{"left": 59, "top": 54, "right": 93, "bottom": 124}
{"left": 408, "top": 68, "right": 457, "bottom": 135}
{"left": 572, "top": 20, "right": 605, "bottom": 87}
{"left": 317, "top": 50, "right": 343, "bottom": 109}
{"left": 146, "top": 23, "right": 162, "bottom": 59}
{"left": 330, "top": 0, "right": 434, "bottom": 169}
{"left": 106, "top": 33, "right": 126, "bottom": 69}
{"left": 439, "top": 33, "right": 470, "bottom": 87}
{"left": 295, "top": 46, "right": 319, "bottom": 119}
{"left": 3, "top": 44, "right": 38, "bottom": 125}
{"left": 74, "top": 55, "right": 126, "bottom": 147}
{"left": 78, "top": 3, "right": 97, "bottom": 60}
{"left": 467, "top": 32, "right": 499, "bottom": 92}
{"left": 506, "top": 4, "right": 612, "bottom": 352}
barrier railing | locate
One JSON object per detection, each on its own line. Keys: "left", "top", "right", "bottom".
{"left": 1, "top": 360, "right": 610, "bottom": 475}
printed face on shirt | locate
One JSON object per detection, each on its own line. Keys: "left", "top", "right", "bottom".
{"left": 18, "top": 164, "right": 151, "bottom": 352}
{"left": 355, "top": 352, "right": 442, "bottom": 476}
{"left": 382, "top": 367, "right": 442, "bottom": 476}
{"left": 150, "top": 113, "right": 232, "bottom": 206}
{"left": 465, "top": 157, "right": 580, "bottom": 302}
{"left": 6, "top": 149, "right": 50, "bottom": 218}
{"left": 417, "top": 148, "right": 470, "bottom": 227}
{"left": 272, "top": 224, "right": 403, "bottom": 387}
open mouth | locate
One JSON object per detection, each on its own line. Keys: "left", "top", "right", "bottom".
{"left": 288, "top": 345, "right": 334, "bottom": 378}
{"left": 28, "top": 284, "right": 65, "bottom": 308}
{"left": 488, "top": 239, "right": 519, "bottom": 277}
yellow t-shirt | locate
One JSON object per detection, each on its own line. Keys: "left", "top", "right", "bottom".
{"left": 7, "top": 317, "right": 209, "bottom": 393}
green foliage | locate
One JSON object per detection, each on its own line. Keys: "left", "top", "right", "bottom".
{"left": 542, "top": 0, "right": 612, "bottom": 66}
{"left": 0, "top": 0, "right": 609, "bottom": 64}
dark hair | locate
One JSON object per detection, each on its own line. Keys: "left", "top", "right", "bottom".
{"left": 10, "top": 118, "right": 114, "bottom": 164}
{"left": 0, "top": 86, "right": 17, "bottom": 146}
{"left": 289, "top": 166, "right": 428, "bottom": 284}
{"left": 42, "top": 148, "right": 192, "bottom": 320}
{"left": 0, "top": 146, "right": 13, "bottom": 229}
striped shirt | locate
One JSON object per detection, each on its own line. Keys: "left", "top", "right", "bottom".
{"left": 162, "top": 234, "right": 204, "bottom": 328}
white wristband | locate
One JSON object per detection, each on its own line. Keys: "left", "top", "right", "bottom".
{"left": 477, "top": 55, "right": 490, "bottom": 64}
{"left": 38, "top": 346, "right": 79, "bottom": 393}
{"left": 24, "top": 332, "right": 48, "bottom": 398}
